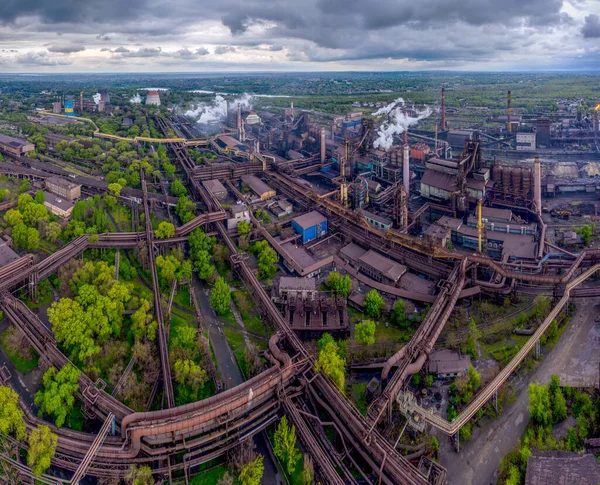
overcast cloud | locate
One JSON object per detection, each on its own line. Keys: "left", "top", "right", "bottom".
{"left": 0, "top": 0, "right": 598, "bottom": 71}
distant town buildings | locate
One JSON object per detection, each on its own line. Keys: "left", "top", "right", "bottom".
{"left": 145, "top": 91, "right": 161, "bottom": 106}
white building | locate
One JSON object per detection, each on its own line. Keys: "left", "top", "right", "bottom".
{"left": 516, "top": 133, "right": 536, "bottom": 151}
{"left": 227, "top": 204, "right": 251, "bottom": 230}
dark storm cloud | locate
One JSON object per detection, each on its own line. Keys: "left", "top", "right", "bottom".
{"left": 582, "top": 14, "right": 600, "bottom": 38}
{"left": 114, "top": 46, "right": 130, "bottom": 53}
{"left": 214, "top": 45, "right": 236, "bottom": 54}
{"left": 269, "top": 44, "right": 283, "bottom": 51}
{"left": 47, "top": 43, "right": 85, "bottom": 53}
{"left": 120, "top": 47, "right": 162, "bottom": 57}
{"left": 196, "top": 47, "right": 209, "bottom": 55}
{"left": 16, "top": 51, "right": 71, "bottom": 66}
{"left": 96, "top": 34, "right": 111, "bottom": 41}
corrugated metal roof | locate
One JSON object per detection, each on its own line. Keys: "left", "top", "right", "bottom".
{"left": 279, "top": 277, "right": 317, "bottom": 291}
{"left": 525, "top": 452, "right": 600, "bottom": 485}
{"left": 421, "top": 170, "right": 459, "bottom": 192}
{"left": 242, "top": 175, "right": 274, "bottom": 197}
{"left": 359, "top": 250, "right": 406, "bottom": 282}
{"left": 203, "top": 179, "right": 227, "bottom": 194}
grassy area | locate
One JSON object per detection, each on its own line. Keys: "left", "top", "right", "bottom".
{"left": 173, "top": 285, "right": 193, "bottom": 310}
{"left": 481, "top": 335, "right": 529, "bottom": 365}
{"left": 20, "top": 279, "right": 54, "bottom": 309}
{"left": 0, "top": 326, "right": 39, "bottom": 373}
{"left": 350, "top": 381, "right": 368, "bottom": 416}
{"left": 189, "top": 465, "right": 230, "bottom": 485}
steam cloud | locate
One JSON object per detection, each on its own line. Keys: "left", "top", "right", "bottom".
{"left": 92, "top": 93, "right": 101, "bottom": 105}
{"left": 185, "top": 94, "right": 254, "bottom": 124}
{"left": 130, "top": 94, "right": 142, "bottom": 104}
{"left": 373, "top": 97, "right": 432, "bottom": 150}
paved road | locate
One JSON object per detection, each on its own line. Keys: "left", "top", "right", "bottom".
{"left": 439, "top": 299, "right": 600, "bottom": 485}
{"left": 191, "top": 275, "right": 281, "bottom": 484}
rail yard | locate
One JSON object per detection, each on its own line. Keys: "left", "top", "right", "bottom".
{"left": 0, "top": 73, "right": 599, "bottom": 485}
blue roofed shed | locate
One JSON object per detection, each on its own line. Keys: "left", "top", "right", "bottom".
{"left": 292, "top": 211, "right": 327, "bottom": 243}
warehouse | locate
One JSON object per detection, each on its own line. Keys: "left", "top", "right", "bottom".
{"left": 0, "top": 133, "right": 35, "bottom": 157}
{"left": 43, "top": 192, "right": 76, "bottom": 219}
{"left": 292, "top": 211, "right": 328, "bottom": 243}
{"left": 242, "top": 175, "right": 276, "bottom": 201}
{"left": 358, "top": 250, "right": 407, "bottom": 285}
{"left": 420, "top": 170, "right": 459, "bottom": 202}
{"left": 45, "top": 177, "right": 81, "bottom": 201}
{"left": 203, "top": 179, "right": 228, "bottom": 199}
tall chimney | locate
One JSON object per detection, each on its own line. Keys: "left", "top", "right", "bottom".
{"left": 80, "top": 91, "right": 83, "bottom": 113}
{"left": 441, "top": 87, "right": 446, "bottom": 130}
{"left": 507, "top": 90, "right": 512, "bottom": 133}
{"left": 403, "top": 141, "right": 410, "bottom": 195}
{"left": 534, "top": 156, "right": 542, "bottom": 215}
{"left": 320, "top": 127, "right": 326, "bottom": 164}
{"left": 237, "top": 104, "right": 242, "bottom": 133}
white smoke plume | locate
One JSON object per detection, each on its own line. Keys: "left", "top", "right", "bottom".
{"left": 373, "top": 98, "right": 432, "bottom": 150}
{"left": 92, "top": 93, "right": 102, "bottom": 105}
{"left": 130, "top": 94, "right": 142, "bottom": 104}
{"left": 185, "top": 94, "right": 254, "bottom": 124}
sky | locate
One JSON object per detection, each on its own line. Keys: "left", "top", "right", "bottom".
{"left": 0, "top": 0, "right": 599, "bottom": 72}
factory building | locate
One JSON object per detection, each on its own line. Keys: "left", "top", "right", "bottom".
{"left": 227, "top": 204, "right": 251, "bottom": 230}
{"left": 52, "top": 101, "right": 62, "bottom": 114}
{"left": 0, "top": 240, "right": 20, "bottom": 268}
{"left": 516, "top": 132, "right": 536, "bottom": 151}
{"left": 362, "top": 209, "right": 392, "bottom": 231}
{"left": 202, "top": 179, "right": 228, "bottom": 199}
{"left": 276, "top": 277, "right": 318, "bottom": 301}
{"left": 244, "top": 112, "right": 261, "bottom": 125}
{"left": 242, "top": 175, "right": 276, "bottom": 201}
{"left": 358, "top": 250, "right": 407, "bottom": 286}
{"left": 427, "top": 349, "right": 471, "bottom": 378}
{"left": 0, "top": 134, "right": 35, "bottom": 156}
{"left": 535, "top": 118, "right": 551, "bottom": 146}
{"left": 45, "top": 177, "right": 81, "bottom": 201}
{"left": 292, "top": 211, "right": 327, "bottom": 243}
{"left": 420, "top": 170, "right": 459, "bottom": 202}
{"left": 145, "top": 91, "right": 161, "bottom": 106}
{"left": 447, "top": 129, "right": 474, "bottom": 149}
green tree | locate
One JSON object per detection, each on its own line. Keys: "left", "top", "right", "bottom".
{"left": 552, "top": 386, "right": 567, "bottom": 423}
{"left": 505, "top": 465, "right": 520, "bottom": 485}
{"left": 170, "top": 179, "right": 187, "bottom": 197}
{"left": 238, "top": 454, "right": 264, "bottom": 485}
{"left": 0, "top": 386, "right": 26, "bottom": 440}
{"left": 315, "top": 334, "right": 346, "bottom": 391}
{"left": 108, "top": 183, "right": 123, "bottom": 196}
{"left": 577, "top": 224, "right": 594, "bottom": 245}
{"left": 45, "top": 221, "right": 62, "bottom": 243}
{"left": 194, "top": 249, "right": 215, "bottom": 280}
{"left": 104, "top": 195, "right": 117, "bottom": 210}
{"left": 364, "top": 289, "right": 384, "bottom": 318}
{"left": 327, "top": 271, "right": 352, "bottom": 298}
{"left": 391, "top": 299, "right": 407, "bottom": 327}
{"left": 131, "top": 299, "right": 158, "bottom": 341}
{"left": 465, "top": 318, "right": 480, "bottom": 360}
{"left": 256, "top": 245, "right": 278, "bottom": 280}
{"left": 273, "top": 416, "right": 301, "bottom": 475}
{"left": 126, "top": 465, "right": 155, "bottom": 485}
{"left": 34, "top": 190, "right": 45, "bottom": 204}
{"left": 528, "top": 382, "right": 552, "bottom": 427}
{"left": 4, "top": 208, "right": 23, "bottom": 226}
{"left": 27, "top": 425, "right": 58, "bottom": 477}
{"left": 155, "top": 221, "right": 175, "bottom": 239}
{"left": 34, "top": 365, "right": 80, "bottom": 427}
{"left": 238, "top": 220, "right": 252, "bottom": 237}
{"left": 210, "top": 277, "right": 230, "bottom": 315}
{"left": 355, "top": 320, "right": 376, "bottom": 345}
{"left": 173, "top": 359, "right": 208, "bottom": 388}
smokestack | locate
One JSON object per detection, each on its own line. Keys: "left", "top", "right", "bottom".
{"left": 441, "top": 87, "right": 446, "bottom": 130}
{"left": 320, "top": 127, "right": 326, "bottom": 164}
{"left": 507, "top": 90, "right": 512, "bottom": 133}
{"left": 403, "top": 142, "right": 410, "bottom": 195}
{"left": 237, "top": 104, "right": 242, "bottom": 132}
{"left": 534, "top": 156, "right": 542, "bottom": 215}
{"left": 80, "top": 91, "right": 83, "bottom": 113}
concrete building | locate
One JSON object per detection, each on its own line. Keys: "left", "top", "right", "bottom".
{"left": 420, "top": 170, "right": 459, "bottom": 202}
{"left": 427, "top": 349, "right": 471, "bottom": 378}
{"left": 0, "top": 240, "right": 20, "bottom": 268}
{"left": 203, "top": 179, "right": 228, "bottom": 199}
{"left": 525, "top": 452, "right": 600, "bottom": 485}
{"left": 447, "top": 129, "right": 473, "bottom": 149}
{"left": 52, "top": 101, "right": 62, "bottom": 114}
{"left": 292, "top": 211, "right": 328, "bottom": 243}
{"left": 45, "top": 177, "right": 81, "bottom": 201}
{"left": 227, "top": 204, "right": 250, "bottom": 230}
{"left": 0, "top": 133, "right": 35, "bottom": 157}
{"left": 516, "top": 132, "right": 536, "bottom": 151}
{"left": 340, "top": 243, "right": 367, "bottom": 268}
{"left": 277, "top": 276, "right": 318, "bottom": 301}
{"left": 358, "top": 250, "right": 406, "bottom": 285}
{"left": 535, "top": 118, "right": 551, "bottom": 146}
{"left": 43, "top": 191, "right": 76, "bottom": 218}
{"left": 242, "top": 175, "right": 276, "bottom": 201}
{"left": 64, "top": 99, "right": 74, "bottom": 116}
{"left": 268, "top": 198, "right": 293, "bottom": 218}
